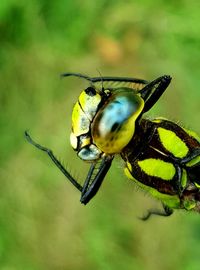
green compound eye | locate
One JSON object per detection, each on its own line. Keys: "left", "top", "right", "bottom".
{"left": 25, "top": 73, "right": 200, "bottom": 220}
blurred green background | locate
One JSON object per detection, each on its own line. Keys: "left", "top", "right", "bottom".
{"left": 1, "top": 0, "right": 200, "bottom": 269}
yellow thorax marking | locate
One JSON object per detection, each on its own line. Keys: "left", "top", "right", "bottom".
{"left": 158, "top": 127, "right": 189, "bottom": 158}
{"left": 138, "top": 158, "right": 176, "bottom": 180}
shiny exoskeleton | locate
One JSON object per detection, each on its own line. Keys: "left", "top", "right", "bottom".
{"left": 25, "top": 72, "right": 200, "bottom": 220}
{"left": 122, "top": 118, "right": 200, "bottom": 219}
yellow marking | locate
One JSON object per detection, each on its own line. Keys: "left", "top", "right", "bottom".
{"left": 70, "top": 132, "right": 78, "bottom": 149}
{"left": 104, "top": 90, "right": 110, "bottom": 95}
{"left": 138, "top": 158, "right": 176, "bottom": 180}
{"left": 186, "top": 155, "right": 200, "bottom": 167}
{"left": 152, "top": 117, "right": 167, "bottom": 123}
{"left": 124, "top": 167, "right": 133, "bottom": 180}
{"left": 79, "top": 90, "right": 101, "bottom": 121}
{"left": 124, "top": 166, "right": 180, "bottom": 208}
{"left": 181, "top": 169, "right": 187, "bottom": 188}
{"left": 72, "top": 102, "right": 90, "bottom": 136}
{"left": 158, "top": 127, "right": 189, "bottom": 158}
{"left": 126, "top": 162, "right": 132, "bottom": 172}
{"left": 79, "top": 136, "right": 91, "bottom": 148}
{"left": 183, "top": 128, "right": 200, "bottom": 142}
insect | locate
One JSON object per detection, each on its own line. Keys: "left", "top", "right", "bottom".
{"left": 25, "top": 72, "right": 200, "bottom": 220}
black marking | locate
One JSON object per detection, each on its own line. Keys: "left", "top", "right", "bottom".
{"left": 111, "top": 122, "right": 120, "bottom": 132}
{"left": 85, "top": 87, "right": 96, "bottom": 96}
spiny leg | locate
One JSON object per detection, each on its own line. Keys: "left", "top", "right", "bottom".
{"left": 25, "top": 131, "right": 83, "bottom": 192}
{"left": 139, "top": 204, "right": 173, "bottom": 221}
{"left": 61, "top": 72, "right": 148, "bottom": 86}
{"left": 61, "top": 72, "right": 171, "bottom": 113}
{"left": 25, "top": 131, "right": 113, "bottom": 204}
{"left": 80, "top": 156, "right": 113, "bottom": 204}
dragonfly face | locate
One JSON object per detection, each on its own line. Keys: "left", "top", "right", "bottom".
{"left": 70, "top": 85, "right": 144, "bottom": 161}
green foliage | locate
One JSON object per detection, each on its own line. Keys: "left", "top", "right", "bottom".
{"left": 0, "top": 0, "right": 200, "bottom": 269}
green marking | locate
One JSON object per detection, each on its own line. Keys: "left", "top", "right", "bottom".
{"left": 138, "top": 158, "right": 176, "bottom": 180}
{"left": 183, "top": 200, "right": 196, "bottom": 210}
{"left": 158, "top": 127, "right": 189, "bottom": 158}
{"left": 181, "top": 169, "right": 187, "bottom": 188}
{"left": 194, "top": 182, "right": 200, "bottom": 188}
{"left": 186, "top": 156, "right": 200, "bottom": 167}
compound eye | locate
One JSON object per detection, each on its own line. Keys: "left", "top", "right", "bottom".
{"left": 92, "top": 91, "right": 144, "bottom": 154}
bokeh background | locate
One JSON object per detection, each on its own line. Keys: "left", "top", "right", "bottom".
{"left": 1, "top": 1, "right": 200, "bottom": 269}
